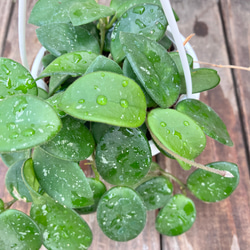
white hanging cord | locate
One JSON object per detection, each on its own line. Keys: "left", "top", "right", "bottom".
{"left": 160, "top": 0, "right": 193, "bottom": 98}
{"left": 18, "top": 0, "right": 29, "bottom": 69}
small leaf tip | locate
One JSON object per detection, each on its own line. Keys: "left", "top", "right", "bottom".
{"left": 224, "top": 171, "right": 234, "bottom": 178}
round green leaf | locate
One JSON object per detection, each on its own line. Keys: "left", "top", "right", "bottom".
{"left": 0, "top": 150, "right": 30, "bottom": 168}
{"left": 32, "top": 147, "right": 94, "bottom": 208}
{"left": 37, "top": 87, "right": 48, "bottom": 99}
{"left": 187, "top": 161, "right": 239, "bottom": 202}
{"left": 155, "top": 194, "right": 196, "bottom": 236}
{"left": 135, "top": 176, "right": 173, "bottom": 210}
{"left": 36, "top": 23, "right": 100, "bottom": 57}
{"left": 0, "top": 95, "right": 62, "bottom": 152}
{"left": 75, "top": 178, "right": 107, "bottom": 214}
{"left": 59, "top": 71, "right": 147, "bottom": 127}
{"left": 30, "top": 194, "right": 92, "bottom": 250}
{"left": 5, "top": 159, "right": 32, "bottom": 202}
{"left": 97, "top": 186, "right": 147, "bottom": 241}
{"left": 39, "top": 51, "right": 98, "bottom": 78}
{"left": 0, "top": 209, "right": 42, "bottom": 250}
{"left": 176, "top": 99, "right": 233, "bottom": 146}
{"left": 46, "top": 92, "right": 67, "bottom": 118}
{"left": 0, "top": 58, "right": 37, "bottom": 100}
{"left": 91, "top": 122, "right": 113, "bottom": 143}
{"left": 95, "top": 127, "right": 152, "bottom": 185}
{"left": 120, "top": 32, "right": 180, "bottom": 108}
{"left": 147, "top": 108, "right": 206, "bottom": 170}
{"left": 41, "top": 115, "right": 95, "bottom": 161}
{"left": 111, "top": 4, "right": 167, "bottom": 62}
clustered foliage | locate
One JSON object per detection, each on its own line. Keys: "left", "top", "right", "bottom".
{"left": 0, "top": 0, "right": 239, "bottom": 249}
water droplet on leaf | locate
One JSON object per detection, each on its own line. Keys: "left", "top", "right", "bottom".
{"left": 97, "top": 95, "right": 107, "bottom": 105}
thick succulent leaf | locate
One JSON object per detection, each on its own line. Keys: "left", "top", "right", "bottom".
{"left": 155, "top": 194, "right": 196, "bottom": 236}
{"left": 5, "top": 159, "right": 32, "bottom": 202}
{"left": 176, "top": 99, "right": 233, "bottom": 146}
{"left": 46, "top": 92, "right": 67, "bottom": 118}
{"left": 69, "top": 2, "right": 115, "bottom": 26}
{"left": 32, "top": 147, "right": 94, "bottom": 208}
{"left": 42, "top": 53, "right": 56, "bottom": 68}
{"left": 0, "top": 209, "right": 42, "bottom": 250}
{"left": 36, "top": 23, "right": 100, "bottom": 57}
{"left": 0, "top": 58, "right": 37, "bottom": 99}
{"left": 135, "top": 176, "right": 173, "bottom": 210}
{"left": 59, "top": 71, "right": 147, "bottom": 127}
{"left": 187, "top": 162, "right": 239, "bottom": 202}
{"left": 181, "top": 68, "right": 220, "bottom": 94}
{"left": 111, "top": 4, "right": 167, "bottom": 62}
{"left": 120, "top": 32, "right": 180, "bottom": 108}
{"left": 0, "top": 95, "right": 62, "bottom": 152}
{"left": 85, "top": 55, "right": 123, "bottom": 74}
{"left": 123, "top": 58, "right": 157, "bottom": 107}
{"left": 48, "top": 75, "right": 69, "bottom": 96}
{"left": 158, "top": 34, "right": 172, "bottom": 50}
{"left": 0, "top": 150, "right": 30, "bottom": 168}
{"left": 41, "top": 115, "right": 95, "bottom": 161}
{"left": 39, "top": 51, "right": 98, "bottom": 78}
{"left": 75, "top": 178, "right": 107, "bottom": 214}
{"left": 37, "top": 88, "right": 48, "bottom": 99}
{"left": 91, "top": 122, "right": 113, "bottom": 143}
{"left": 95, "top": 127, "right": 152, "bottom": 186}
{"left": 28, "top": 0, "right": 95, "bottom": 26}
{"left": 97, "top": 186, "right": 147, "bottom": 241}
{"left": 147, "top": 108, "right": 206, "bottom": 170}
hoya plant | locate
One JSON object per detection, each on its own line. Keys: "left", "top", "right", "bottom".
{"left": 0, "top": 0, "right": 239, "bottom": 249}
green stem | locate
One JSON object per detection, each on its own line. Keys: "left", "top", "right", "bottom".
{"left": 106, "top": 14, "right": 117, "bottom": 30}
{"left": 4, "top": 199, "right": 17, "bottom": 210}
{"left": 99, "top": 18, "right": 107, "bottom": 54}
{"left": 90, "top": 154, "right": 100, "bottom": 181}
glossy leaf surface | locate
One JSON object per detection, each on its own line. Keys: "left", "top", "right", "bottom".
{"left": 155, "top": 194, "right": 196, "bottom": 236}
{"left": 32, "top": 147, "right": 94, "bottom": 208}
{"left": 135, "top": 176, "right": 173, "bottom": 210}
{"left": 0, "top": 95, "right": 62, "bottom": 152}
{"left": 37, "top": 88, "right": 48, "bottom": 99}
{"left": 0, "top": 150, "right": 30, "bottom": 167}
{"left": 36, "top": 23, "right": 100, "bottom": 57}
{"left": 97, "top": 186, "right": 147, "bottom": 241}
{"left": 0, "top": 58, "right": 37, "bottom": 99}
{"left": 0, "top": 209, "right": 42, "bottom": 250}
{"left": 39, "top": 51, "right": 98, "bottom": 78}
{"left": 91, "top": 122, "right": 113, "bottom": 143}
{"left": 147, "top": 108, "right": 206, "bottom": 170}
{"left": 46, "top": 92, "right": 67, "bottom": 118}
{"left": 121, "top": 32, "right": 180, "bottom": 108}
{"left": 176, "top": 99, "right": 233, "bottom": 146}
{"left": 187, "top": 162, "right": 239, "bottom": 202}
{"left": 48, "top": 75, "right": 69, "bottom": 96}
{"left": 59, "top": 71, "right": 147, "bottom": 127}
{"left": 95, "top": 127, "right": 152, "bottom": 185}
{"left": 111, "top": 4, "right": 167, "bottom": 62}
{"left": 5, "top": 159, "right": 32, "bottom": 202}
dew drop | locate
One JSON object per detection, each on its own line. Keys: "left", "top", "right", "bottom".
{"left": 6, "top": 122, "right": 16, "bottom": 130}
{"left": 122, "top": 80, "right": 129, "bottom": 87}
{"left": 1, "top": 64, "right": 11, "bottom": 75}
{"left": 101, "top": 72, "right": 105, "bottom": 77}
{"left": 160, "top": 122, "right": 167, "bottom": 127}
{"left": 73, "top": 54, "right": 82, "bottom": 63}
{"left": 97, "top": 95, "right": 107, "bottom": 105}
{"left": 174, "top": 130, "right": 182, "bottom": 139}
{"left": 22, "top": 128, "right": 35, "bottom": 137}
{"left": 122, "top": 12, "right": 128, "bottom": 18}
{"left": 156, "top": 22, "right": 165, "bottom": 30}
{"left": 133, "top": 6, "right": 145, "bottom": 14}
{"left": 183, "top": 121, "right": 190, "bottom": 126}
{"left": 135, "top": 19, "right": 146, "bottom": 29}
{"left": 166, "top": 129, "right": 170, "bottom": 134}
{"left": 78, "top": 99, "right": 85, "bottom": 104}
{"left": 120, "top": 99, "right": 129, "bottom": 108}
{"left": 9, "top": 132, "right": 19, "bottom": 139}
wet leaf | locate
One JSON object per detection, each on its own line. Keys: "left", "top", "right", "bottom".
{"left": 48, "top": 75, "right": 69, "bottom": 96}
{"left": 176, "top": 99, "right": 233, "bottom": 146}
{"left": 39, "top": 51, "right": 98, "bottom": 78}
{"left": 75, "top": 178, "right": 107, "bottom": 214}
{"left": 37, "top": 88, "right": 48, "bottom": 99}
{"left": 187, "top": 161, "right": 239, "bottom": 202}
{"left": 69, "top": 2, "right": 115, "bottom": 26}
{"left": 111, "top": 4, "right": 167, "bottom": 62}
{"left": 42, "top": 53, "right": 56, "bottom": 68}
{"left": 120, "top": 32, "right": 180, "bottom": 108}
{"left": 0, "top": 58, "right": 37, "bottom": 99}
{"left": 158, "top": 34, "right": 172, "bottom": 50}
{"left": 97, "top": 186, "right": 147, "bottom": 241}
{"left": 95, "top": 127, "right": 152, "bottom": 186}
{"left": 155, "top": 194, "right": 196, "bottom": 236}
{"left": 0, "top": 209, "right": 42, "bottom": 250}
{"left": 46, "top": 92, "right": 67, "bottom": 118}
{"left": 41, "top": 115, "right": 95, "bottom": 161}
{"left": 91, "top": 122, "right": 113, "bottom": 144}
{"left": 36, "top": 23, "right": 100, "bottom": 57}
{"left": 5, "top": 159, "right": 32, "bottom": 202}
{"left": 135, "top": 176, "right": 173, "bottom": 210}
{"left": 0, "top": 150, "right": 30, "bottom": 168}
{"left": 59, "top": 71, "right": 147, "bottom": 127}
{"left": 0, "top": 95, "right": 62, "bottom": 152}
{"left": 147, "top": 108, "right": 206, "bottom": 170}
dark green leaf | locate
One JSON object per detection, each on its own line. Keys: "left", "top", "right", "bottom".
{"left": 48, "top": 75, "right": 70, "bottom": 96}
{"left": 111, "top": 4, "right": 167, "bottom": 62}
{"left": 135, "top": 176, "right": 173, "bottom": 210}
{"left": 0, "top": 58, "right": 37, "bottom": 99}
{"left": 0, "top": 209, "right": 42, "bottom": 250}
{"left": 120, "top": 32, "right": 180, "bottom": 108}
{"left": 0, "top": 199, "right": 4, "bottom": 213}
{"left": 95, "top": 127, "right": 152, "bottom": 185}
{"left": 42, "top": 53, "right": 56, "bottom": 68}
{"left": 46, "top": 92, "right": 67, "bottom": 118}
{"left": 176, "top": 99, "right": 233, "bottom": 146}
{"left": 155, "top": 194, "right": 196, "bottom": 236}
{"left": 187, "top": 161, "right": 239, "bottom": 202}
{"left": 0, "top": 150, "right": 30, "bottom": 168}
{"left": 0, "top": 95, "right": 62, "bottom": 152}
{"left": 91, "top": 122, "right": 113, "bottom": 144}
{"left": 97, "top": 186, "right": 147, "bottom": 241}
{"left": 158, "top": 34, "right": 173, "bottom": 50}
{"left": 41, "top": 115, "right": 95, "bottom": 161}
{"left": 59, "top": 71, "right": 147, "bottom": 127}
{"left": 36, "top": 23, "right": 100, "bottom": 57}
